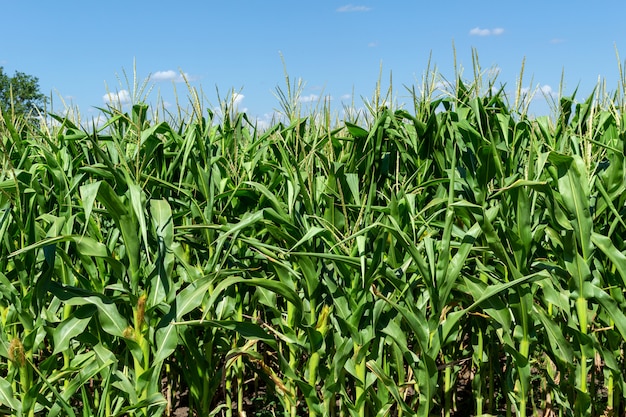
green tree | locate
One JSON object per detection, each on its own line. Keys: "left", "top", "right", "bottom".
{"left": 0, "top": 67, "right": 47, "bottom": 117}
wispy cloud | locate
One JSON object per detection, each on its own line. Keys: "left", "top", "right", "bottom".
{"left": 232, "top": 92, "right": 245, "bottom": 108}
{"left": 538, "top": 84, "right": 557, "bottom": 97}
{"left": 103, "top": 89, "right": 131, "bottom": 104}
{"left": 487, "top": 67, "right": 502, "bottom": 78}
{"left": 520, "top": 84, "right": 558, "bottom": 102}
{"left": 83, "top": 114, "right": 109, "bottom": 128}
{"left": 299, "top": 93, "right": 337, "bottom": 104}
{"left": 150, "top": 70, "right": 190, "bottom": 83}
{"left": 550, "top": 38, "right": 565, "bottom": 44}
{"left": 337, "top": 4, "right": 371, "bottom": 12}
{"left": 299, "top": 94, "right": 320, "bottom": 103}
{"left": 214, "top": 92, "right": 248, "bottom": 117}
{"left": 367, "top": 41, "right": 379, "bottom": 48}
{"left": 469, "top": 27, "right": 504, "bottom": 36}
{"left": 255, "top": 112, "right": 282, "bottom": 131}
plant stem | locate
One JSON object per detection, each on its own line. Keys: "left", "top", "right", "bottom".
{"left": 355, "top": 345, "right": 367, "bottom": 417}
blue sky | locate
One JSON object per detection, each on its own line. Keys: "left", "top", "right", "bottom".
{"left": 1, "top": 1, "right": 624, "bottom": 125}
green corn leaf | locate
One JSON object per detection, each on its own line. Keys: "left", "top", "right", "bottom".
{"left": 73, "top": 236, "right": 108, "bottom": 257}
{"left": 466, "top": 271, "right": 547, "bottom": 312}
{"left": 52, "top": 305, "right": 97, "bottom": 355}
{"left": 356, "top": 234, "right": 367, "bottom": 284}
{"left": 79, "top": 181, "right": 101, "bottom": 235}
{"left": 27, "top": 356, "right": 77, "bottom": 417}
{"left": 594, "top": 178, "right": 626, "bottom": 232}
{"left": 175, "top": 275, "right": 213, "bottom": 320}
{"left": 154, "top": 322, "right": 178, "bottom": 363}
{"left": 292, "top": 254, "right": 320, "bottom": 306}
{"left": 0, "top": 376, "right": 20, "bottom": 412}
{"left": 345, "top": 172, "right": 361, "bottom": 205}
{"left": 0, "top": 271, "right": 18, "bottom": 300}
{"left": 49, "top": 282, "right": 128, "bottom": 338}
{"left": 92, "top": 179, "right": 127, "bottom": 216}
{"left": 174, "top": 319, "right": 278, "bottom": 349}
{"left": 112, "top": 393, "right": 167, "bottom": 417}
{"left": 110, "top": 368, "right": 139, "bottom": 405}
{"left": 139, "top": 121, "right": 171, "bottom": 147}
{"left": 373, "top": 291, "right": 430, "bottom": 356}
{"left": 289, "top": 251, "right": 360, "bottom": 269}
{"left": 380, "top": 320, "right": 420, "bottom": 363}
{"left": 8, "top": 235, "right": 107, "bottom": 258}
{"left": 591, "top": 232, "right": 626, "bottom": 287}
{"left": 208, "top": 320, "right": 277, "bottom": 345}
{"left": 331, "top": 338, "right": 354, "bottom": 383}
{"left": 490, "top": 179, "right": 548, "bottom": 197}
{"left": 534, "top": 304, "right": 574, "bottom": 366}
{"left": 1, "top": 110, "right": 24, "bottom": 153}
{"left": 92, "top": 180, "right": 142, "bottom": 289}
{"left": 438, "top": 214, "right": 483, "bottom": 309}
{"left": 149, "top": 199, "right": 175, "bottom": 306}
{"left": 94, "top": 302, "right": 128, "bottom": 339}
{"left": 366, "top": 359, "right": 413, "bottom": 414}
{"left": 293, "top": 379, "right": 324, "bottom": 415}
{"left": 591, "top": 284, "right": 626, "bottom": 341}
{"left": 416, "top": 354, "right": 439, "bottom": 417}
{"left": 244, "top": 180, "right": 287, "bottom": 217}
{"left": 513, "top": 185, "right": 533, "bottom": 269}
{"left": 479, "top": 205, "right": 522, "bottom": 279}
{"left": 48, "top": 355, "right": 115, "bottom": 417}
{"left": 0, "top": 199, "right": 12, "bottom": 243}
{"left": 345, "top": 121, "right": 369, "bottom": 139}
{"left": 128, "top": 180, "right": 149, "bottom": 261}
{"left": 204, "top": 276, "right": 302, "bottom": 324}
{"left": 289, "top": 226, "right": 326, "bottom": 252}
{"left": 178, "top": 124, "right": 198, "bottom": 188}
{"left": 548, "top": 152, "right": 593, "bottom": 260}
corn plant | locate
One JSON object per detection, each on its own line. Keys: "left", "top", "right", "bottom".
{"left": 3, "top": 56, "right": 626, "bottom": 417}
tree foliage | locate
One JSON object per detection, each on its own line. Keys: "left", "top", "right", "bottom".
{"left": 0, "top": 67, "right": 47, "bottom": 117}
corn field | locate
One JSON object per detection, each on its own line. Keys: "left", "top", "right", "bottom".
{"left": 3, "top": 62, "right": 626, "bottom": 417}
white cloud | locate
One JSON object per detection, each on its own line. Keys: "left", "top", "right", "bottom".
{"left": 232, "top": 92, "right": 245, "bottom": 107}
{"left": 487, "top": 67, "right": 502, "bottom": 78}
{"left": 150, "top": 70, "right": 190, "bottom": 83}
{"left": 434, "top": 81, "right": 452, "bottom": 92}
{"left": 520, "top": 84, "right": 558, "bottom": 101}
{"left": 84, "top": 114, "right": 108, "bottom": 128}
{"left": 297, "top": 93, "right": 337, "bottom": 106}
{"left": 299, "top": 94, "right": 320, "bottom": 103}
{"left": 539, "top": 84, "right": 557, "bottom": 97}
{"left": 469, "top": 27, "right": 490, "bottom": 36}
{"left": 469, "top": 27, "right": 505, "bottom": 36}
{"left": 341, "top": 106, "right": 369, "bottom": 122}
{"left": 214, "top": 92, "right": 247, "bottom": 116}
{"left": 254, "top": 112, "right": 282, "bottom": 131}
{"left": 103, "top": 89, "right": 131, "bottom": 105}
{"left": 367, "top": 41, "right": 379, "bottom": 48}
{"left": 337, "top": 4, "right": 371, "bottom": 12}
